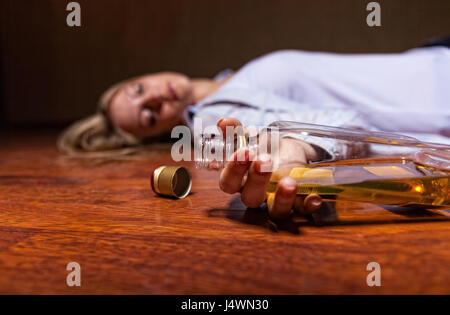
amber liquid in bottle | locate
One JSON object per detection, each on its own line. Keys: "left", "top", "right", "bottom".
{"left": 266, "top": 158, "right": 450, "bottom": 208}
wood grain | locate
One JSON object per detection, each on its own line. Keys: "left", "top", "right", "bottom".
{"left": 0, "top": 129, "right": 449, "bottom": 294}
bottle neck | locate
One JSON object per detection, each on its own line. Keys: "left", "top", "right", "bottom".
{"left": 196, "top": 134, "right": 259, "bottom": 169}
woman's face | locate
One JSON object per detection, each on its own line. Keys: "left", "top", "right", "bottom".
{"left": 109, "top": 72, "right": 193, "bottom": 139}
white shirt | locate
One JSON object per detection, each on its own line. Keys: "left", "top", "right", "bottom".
{"left": 188, "top": 48, "right": 450, "bottom": 157}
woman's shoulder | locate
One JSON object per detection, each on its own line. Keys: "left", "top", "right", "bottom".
{"left": 243, "top": 49, "right": 313, "bottom": 67}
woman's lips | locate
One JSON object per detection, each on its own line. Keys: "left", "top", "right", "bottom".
{"left": 141, "top": 108, "right": 157, "bottom": 127}
{"left": 150, "top": 114, "right": 156, "bottom": 127}
{"left": 168, "top": 83, "right": 179, "bottom": 101}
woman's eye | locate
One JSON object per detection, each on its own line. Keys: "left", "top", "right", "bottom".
{"left": 134, "top": 83, "right": 144, "bottom": 95}
{"left": 127, "top": 83, "right": 144, "bottom": 97}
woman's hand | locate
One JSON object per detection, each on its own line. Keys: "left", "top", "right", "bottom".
{"left": 217, "top": 118, "right": 323, "bottom": 219}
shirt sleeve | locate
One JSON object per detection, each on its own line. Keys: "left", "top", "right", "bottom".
{"left": 193, "top": 86, "right": 374, "bottom": 162}
{"left": 278, "top": 109, "right": 373, "bottom": 161}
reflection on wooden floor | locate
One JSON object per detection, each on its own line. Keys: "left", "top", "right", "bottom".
{"left": 0, "top": 129, "right": 449, "bottom": 294}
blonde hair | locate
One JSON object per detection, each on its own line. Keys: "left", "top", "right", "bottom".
{"left": 57, "top": 79, "right": 142, "bottom": 157}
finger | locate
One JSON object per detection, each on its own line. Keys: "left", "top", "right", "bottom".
{"left": 269, "top": 176, "right": 297, "bottom": 219}
{"left": 240, "top": 154, "right": 272, "bottom": 208}
{"left": 304, "top": 194, "right": 323, "bottom": 213}
{"left": 217, "top": 118, "right": 242, "bottom": 136}
{"left": 294, "top": 195, "right": 306, "bottom": 215}
{"left": 219, "top": 148, "right": 251, "bottom": 194}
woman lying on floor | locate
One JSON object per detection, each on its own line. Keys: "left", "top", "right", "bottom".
{"left": 59, "top": 39, "right": 450, "bottom": 218}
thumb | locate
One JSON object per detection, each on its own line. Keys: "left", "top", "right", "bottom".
{"left": 295, "top": 194, "right": 323, "bottom": 215}
{"left": 304, "top": 194, "right": 323, "bottom": 213}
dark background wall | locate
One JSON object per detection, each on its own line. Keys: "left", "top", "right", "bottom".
{"left": 1, "top": 0, "right": 449, "bottom": 126}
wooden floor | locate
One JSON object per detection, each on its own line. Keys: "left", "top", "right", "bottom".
{"left": 0, "top": 129, "right": 449, "bottom": 294}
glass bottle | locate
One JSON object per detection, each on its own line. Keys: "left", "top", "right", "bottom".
{"left": 195, "top": 121, "right": 450, "bottom": 208}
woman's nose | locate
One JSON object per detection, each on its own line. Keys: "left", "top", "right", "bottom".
{"left": 142, "top": 91, "right": 164, "bottom": 108}
{"left": 143, "top": 95, "right": 162, "bottom": 110}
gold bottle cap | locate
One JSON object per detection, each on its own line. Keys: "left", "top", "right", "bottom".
{"left": 151, "top": 166, "right": 192, "bottom": 199}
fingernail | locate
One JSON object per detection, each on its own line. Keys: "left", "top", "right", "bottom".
{"left": 310, "top": 198, "right": 321, "bottom": 207}
{"left": 279, "top": 178, "right": 296, "bottom": 197}
{"left": 259, "top": 154, "right": 271, "bottom": 162}
{"left": 279, "top": 187, "right": 294, "bottom": 197}
{"left": 305, "top": 195, "right": 322, "bottom": 212}
{"left": 256, "top": 154, "right": 272, "bottom": 174}
{"left": 234, "top": 149, "right": 250, "bottom": 165}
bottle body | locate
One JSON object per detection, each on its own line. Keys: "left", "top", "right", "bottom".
{"left": 267, "top": 158, "right": 449, "bottom": 208}
{"left": 196, "top": 121, "right": 450, "bottom": 208}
